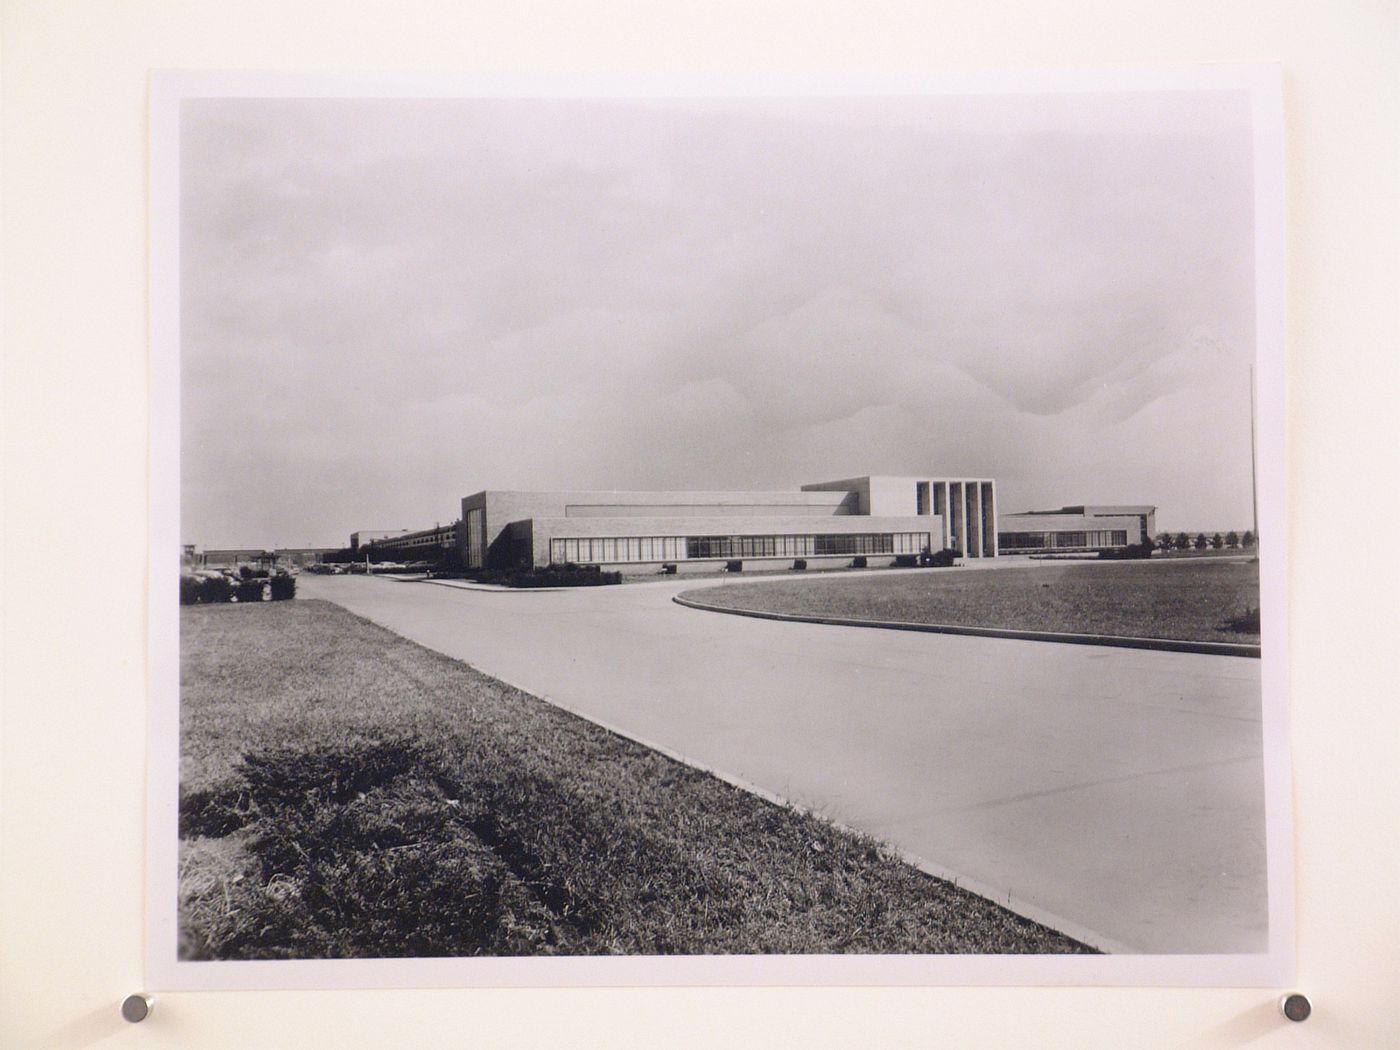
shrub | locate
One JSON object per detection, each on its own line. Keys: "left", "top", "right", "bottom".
{"left": 475, "top": 564, "right": 621, "bottom": 588}
{"left": 851, "top": 556, "right": 867, "bottom": 569}
{"left": 660, "top": 563, "right": 677, "bottom": 575}
{"left": 792, "top": 559, "right": 807, "bottom": 571}
{"left": 916, "top": 548, "right": 956, "bottom": 567}
{"left": 1097, "top": 540, "right": 1154, "bottom": 561}
{"left": 1226, "top": 605, "right": 1261, "bottom": 634}
{"left": 725, "top": 560, "right": 743, "bottom": 573}
{"left": 269, "top": 574, "right": 296, "bottom": 601}
{"left": 235, "top": 579, "right": 266, "bottom": 603}
{"left": 893, "top": 554, "right": 919, "bottom": 568}
{"left": 198, "top": 575, "right": 233, "bottom": 603}
{"left": 180, "top": 575, "right": 201, "bottom": 605}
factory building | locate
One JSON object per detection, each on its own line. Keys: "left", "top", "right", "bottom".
{"left": 197, "top": 486, "right": 1160, "bottom": 579}
{"left": 358, "top": 523, "right": 459, "bottom": 557}
{"left": 459, "top": 475, "right": 997, "bottom": 574}
{"left": 996, "top": 505, "right": 1157, "bottom": 555}
{"left": 188, "top": 547, "right": 275, "bottom": 568}
{"left": 274, "top": 547, "right": 340, "bottom": 567}
{"left": 350, "top": 529, "right": 414, "bottom": 550}
{"left": 184, "top": 546, "right": 337, "bottom": 568}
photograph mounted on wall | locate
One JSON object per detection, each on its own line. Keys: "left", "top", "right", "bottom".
{"left": 147, "top": 68, "right": 1291, "bottom": 990}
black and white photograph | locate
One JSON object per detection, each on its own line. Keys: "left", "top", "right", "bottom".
{"left": 150, "top": 70, "right": 1290, "bottom": 988}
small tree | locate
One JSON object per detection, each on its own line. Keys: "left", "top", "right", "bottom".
{"left": 1211, "top": 533, "right": 1224, "bottom": 549}
{"left": 1242, "top": 530, "right": 1256, "bottom": 549}
{"left": 1156, "top": 532, "right": 1174, "bottom": 552}
{"left": 1226, "top": 530, "right": 1240, "bottom": 548}
{"left": 1175, "top": 532, "right": 1191, "bottom": 551}
{"left": 1194, "top": 533, "right": 1209, "bottom": 550}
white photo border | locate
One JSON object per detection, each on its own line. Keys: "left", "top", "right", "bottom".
{"left": 147, "top": 66, "right": 1292, "bottom": 991}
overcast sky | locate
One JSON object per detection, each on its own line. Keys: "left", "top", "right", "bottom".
{"left": 181, "top": 90, "right": 1258, "bottom": 547}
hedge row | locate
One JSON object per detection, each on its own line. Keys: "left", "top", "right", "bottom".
{"left": 474, "top": 564, "right": 621, "bottom": 589}
{"left": 180, "top": 573, "right": 296, "bottom": 605}
{"left": 1097, "top": 540, "right": 1157, "bottom": 561}
{"left": 893, "top": 548, "right": 959, "bottom": 568}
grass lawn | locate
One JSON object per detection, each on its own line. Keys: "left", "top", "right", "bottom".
{"left": 682, "top": 558, "right": 1261, "bottom": 645}
{"left": 180, "top": 600, "right": 1093, "bottom": 959}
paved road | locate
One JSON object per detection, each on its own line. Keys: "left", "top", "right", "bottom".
{"left": 300, "top": 574, "right": 1267, "bottom": 954}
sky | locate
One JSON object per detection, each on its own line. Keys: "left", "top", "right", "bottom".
{"left": 180, "top": 90, "right": 1259, "bottom": 547}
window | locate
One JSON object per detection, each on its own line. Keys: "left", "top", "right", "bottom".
{"left": 814, "top": 533, "right": 896, "bottom": 556}
{"left": 1077, "top": 529, "right": 1130, "bottom": 548}
{"left": 465, "top": 509, "right": 484, "bottom": 567}
{"left": 892, "top": 532, "right": 925, "bottom": 554}
{"left": 551, "top": 532, "right": 929, "bottom": 565}
{"left": 997, "top": 531, "right": 1048, "bottom": 551}
{"left": 552, "top": 536, "right": 684, "bottom": 564}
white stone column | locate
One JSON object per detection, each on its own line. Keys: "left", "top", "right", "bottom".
{"left": 971, "top": 482, "right": 984, "bottom": 557}
{"left": 941, "top": 481, "right": 951, "bottom": 550}
{"left": 954, "top": 482, "right": 966, "bottom": 555}
{"left": 989, "top": 480, "right": 999, "bottom": 557}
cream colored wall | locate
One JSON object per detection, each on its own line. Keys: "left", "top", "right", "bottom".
{"left": 468, "top": 488, "right": 861, "bottom": 567}
{"left": 801, "top": 475, "right": 874, "bottom": 512}
{"left": 865, "top": 475, "right": 918, "bottom": 517}
{"left": 998, "top": 512, "right": 1147, "bottom": 544}
{"left": 2, "top": 4, "right": 1397, "bottom": 1048}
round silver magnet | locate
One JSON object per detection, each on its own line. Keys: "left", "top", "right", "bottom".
{"left": 121, "top": 993, "right": 152, "bottom": 1023}
{"left": 1279, "top": 993, "right": 1311, "bottom": 1022}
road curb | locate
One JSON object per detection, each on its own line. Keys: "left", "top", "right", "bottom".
{"left": 418, "top": 578, "right": 571, "bottom": 593}
{"left": 672, "top": 594, "right": 1261, "bottom": 659}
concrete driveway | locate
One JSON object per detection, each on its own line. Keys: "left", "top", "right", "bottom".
{"left": 298, "top": 574, "right": 1266, "bottom": 954}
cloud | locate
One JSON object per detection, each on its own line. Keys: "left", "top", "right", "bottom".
{"left": 179, "top": 93, "right": 1259, "bottom": 545}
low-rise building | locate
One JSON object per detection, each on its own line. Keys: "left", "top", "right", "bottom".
{"left": 350, "top": 529, "right": 413, "bottom": 550}
{"left": 192, "top": 547, "right": 275, "bottom": 568}
{"left": 274, "top": 547, "right": 340, "bottom": 567}
{"left": 458, "top": 475, "right": 998, "bottom": 574}
{"left": 996, "top": 505, "right": 1156, "bottom": 554}
{"left": 359, "top": 523, "right": 458, "bottom": 558}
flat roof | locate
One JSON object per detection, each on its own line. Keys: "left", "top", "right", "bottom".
{"left": 1012, "top": 505, "right": 1156, "bottom": 516}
